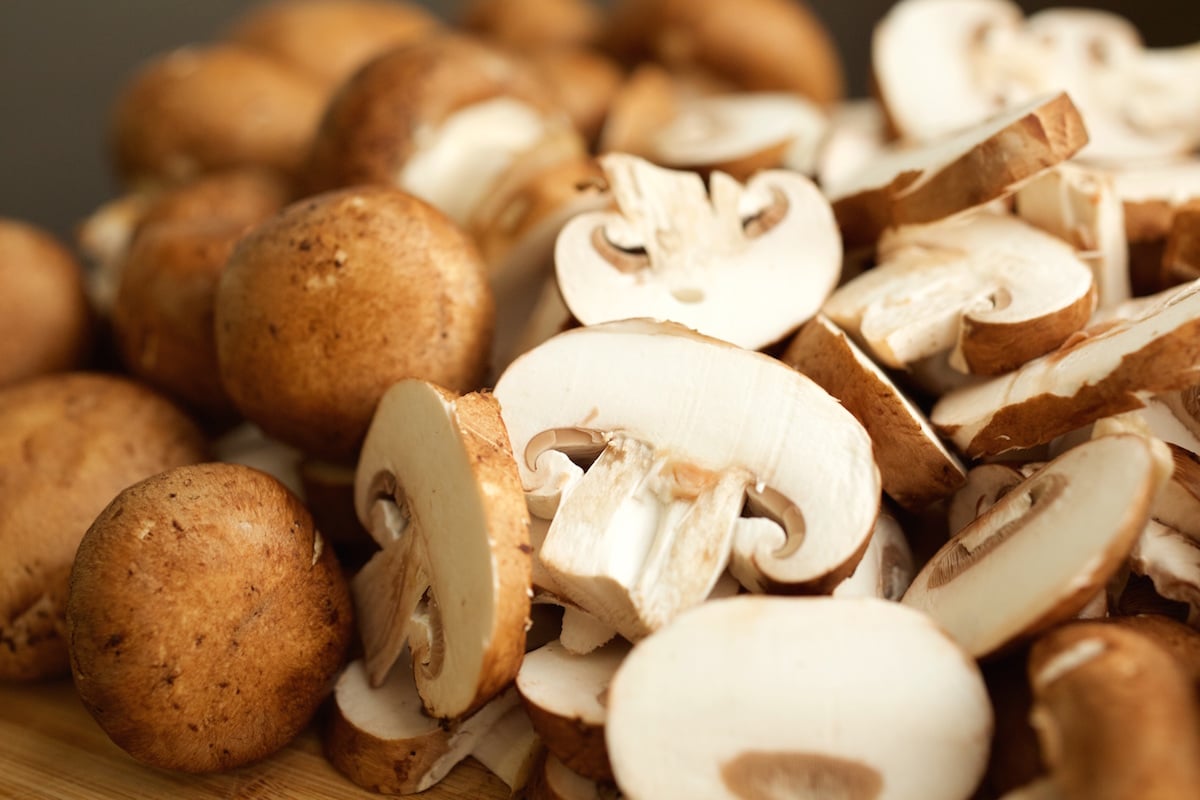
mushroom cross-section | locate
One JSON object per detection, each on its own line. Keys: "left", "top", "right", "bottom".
{"left": 352, "top": 379, "right": 532, "bottom": 718}
{"left": 555, "top": 155, "right": 841, "bottom": 350}
{"left": 494, "top": 320, "right": 881, "bottom": 620}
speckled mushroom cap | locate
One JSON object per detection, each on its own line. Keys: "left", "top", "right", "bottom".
{"left": 0, "top": 373, "right": 207, "bottom": 681}
{"left": 215, "top": 185, "right": 494, "bottom": 461}
{"left": 67, "top": 462, "right": 353, "bottom": 773}
{"left": 0, "top": 220, "right": 91, "bottom": 387}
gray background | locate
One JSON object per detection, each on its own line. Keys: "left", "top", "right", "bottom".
{"left": 1, "top": 0, "right": 1195, "bottom": 242}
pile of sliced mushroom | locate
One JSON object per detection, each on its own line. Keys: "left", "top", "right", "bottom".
{"left": 9, "top": 0, "right": 1200, "bottom": 798}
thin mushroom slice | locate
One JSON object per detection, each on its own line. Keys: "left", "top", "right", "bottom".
{"left": 1028, "top": 622, "right": 1200, "bottom": 800}
{"left": 932, "top": 279, "right": 1200, "bottom": 458}
{"left": 606, "top": 596, "right": 992, "bottom": 800}
{"left": 518, "top": 639, "right": 630, "bottom": 781}
{"left": 325, "top": 658, "right": 520, "bottom": 795}
{"left": 903, "top": 435, "right": 1170, "bottom": 658}
{"left": 471, "top": 703, "right": 544, "bottom": 792}
{"left": 784, "top": 314, "right": 966, "bottom": 509}
{"left": 946, "top": 463, "right": 1025, "bottom": 537}
{"left": 535, "top": 755, "right": 623, "bottom": 800}
{"left": 825, "top": 212, "right": 1096, "bottom": 375}
{"left": 494, "top": 320, "right": 880, "bottom": 599}
{"left": 826, "top": 93, "right": 1088, "bottom": 247}
{"left": 831, "top": 513, "right": 915, "bottom": 601}
{"left": 352, "top": 380, "right": 532, "bottom": 717}
{"left": 555, "top": 154, "right": 841, "bottom": 351}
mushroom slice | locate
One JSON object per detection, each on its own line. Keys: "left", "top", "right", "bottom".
{"left": 831, "top": 514, "right": 915, "bottom": 601}
{"left": 211, "top": 423, "right": 304, "bottom": 498}
{"left": 556, "top": 155, "right": 841, "bottom": 350}
{"left": 471, "top": 703, "right": 544, "bottom": 791}
{"left": 494, "top": 320, "right": 880, "bottom": 597}
{"left": 932, "top": 280, "right": 1200, "bottom": 457}
{"left": 825, "top": 212, "right": 1096, "bottom": 375}
{"left": 535, "top": 755, "right": 623, "bottom": 800}
{"left": 815, "top": 99, "right": 887, "bottom": 192}
{"left": 326, "top": 658, "right": 521, "bottom": 795}
{"left": 903, "top": 435, "right": 1169, "bottom": 658}
{"left": 826, "top": 93, "right": 1088, "bottom": 247}
{"left": 1028, "top": 622, "right": 1200, "bottom": 800}
{"left": 606, "top": 596, "right": 992, "bottom": 800}
{"left": 1015, "top": 163, "right": 1131, "bottom": 308}
{"left": 946, "top": 463, "right": 1024, "bottom": 537}
{"left": 518, "top": 639, "right": 629, "bottom": 781}
{"left": 784, "top": 314, "right": 966, "bottom": 509}
{"left": 1165, "top": 201, "right": 1200, "bottom": 286}
{"left": 353, "top": 380, "right": 532, "bottom": 717}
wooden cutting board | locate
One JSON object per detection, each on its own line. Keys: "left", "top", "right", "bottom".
{"left": 0, "top": 680, "right": 510, "bottom": 799}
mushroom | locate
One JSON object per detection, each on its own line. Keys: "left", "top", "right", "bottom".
{"left": 830, "top": 513, "right": 916, "bottom": 601}
{"left": 0, "top": 219, "right": 91, "bottom": 387}
{"left": 931, "top": 279, "right": 1200, "bottom": 458}
{"left": 1129, "top": 521, "right": 1200, "bottom": 627}
{"left": 1028, "top": 622, "right": 1200, "bottom": 799}
{"left": 211, "top": 423, "right": 304, "bottom": 498}
{"left": 524, "top": 48, "right": 623, "bottom": 146}
{"left": 902, "top": 435, "right": 1170, "bottom": 658}
{"left": 1164, "top": 201, "right": 1200, "bottom": 286}
{"left": 605, "top": 596, "right": 992, "bottom": 800}
{"left": 67, "top": 463, "right": 353, "bottom": 772}
{"left": 470, "top": 702, "right": 545, "bottom": 792}
{"left": 352, "top": 380, "right": 531, "bottom": 718}
{"left": 305, "top": 35, "right": 582, "bottom": 227}
{"left": 462, "top": 0, "right": 602, "bottom": 50}
{"left": 826, "top": 93, "right": 1088, "bottom": 247}
{"left": 825, "top": 212, "right": 1096, "bottom": 375}
{"left": 555, "top": 155, "right": 841, "bottom": 351}
{"left": 1014, "top": 164, "right": 1131, "bottom": 308}
{"left": 1106, "top": 614, "right": 1200, "bottom": 693}
{"left": 215, "top": 186, "right": 494, "bottom": 460}
{"left": 815, "top": 99, "right": 887, "bottom": 192}
{"left": 998, "top": 778, "right": 1063, "bottom": 800}
{"left": 783, "top": 314, "right": 967, "bottom": 509}
{"left": 326, "top": 658, "right": 529, "bottom": 795}
{"left": 533, "top": 755, "right": 623, "bottom": 800}
{"left": 946, "top": 463, "right": 1024, "bottom": 536}
{"left": 1110, "top": 159, "right": 1200, "bottom": 294}
{"left": 517, "top": 639, "right": 629, "bottom": 781}
{"left": 225, "top": 0, "right": 439, "bottom": 92}
{"left": 0, "top": 374, "right": 206, "bottom": 681}
{"left": 494, "top": 320, "right": 880, "bottom": 614}
{"left": 110, "top": 45, "right": 325, "bottom": 187}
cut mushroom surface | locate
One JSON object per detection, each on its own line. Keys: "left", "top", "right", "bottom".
{"left": 903, "top": 435, "right": 1169, "bottom": 657}
{"left": 946, "top": 463, "right": 1025, "bottom": 537}
{"left": 826, "top": 93, "right": 1088, "bottom": 247}
{"left": 352, "top": 380, "right": 531, "bottom": 718}
{"left": 555, "top": 155, "right": 841, "bottom": 350}
{"left": 825, "top": 212, "right": 1096, "bottom": 375}
{"left": 831, "top": 514, "right": 915, "bottom": 601}
{"left": 494, "top": 320, "right": 880, "bottom": 601}
{"left": 606, "top": 596, "right": 992, "bottom": 800}
{"left": 536, "top": 755, "right": 622, "bottom": 800}
{"left": 932, "top": 279, "right": 1200, "bottom": 457}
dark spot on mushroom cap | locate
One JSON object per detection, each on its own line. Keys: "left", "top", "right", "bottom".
{"left": 720, "top": 750, "right": 883, "bottom": 800}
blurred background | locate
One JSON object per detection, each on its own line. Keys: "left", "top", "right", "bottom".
{"left": 0, "top": 0, "right": 1195, "bottom": 241}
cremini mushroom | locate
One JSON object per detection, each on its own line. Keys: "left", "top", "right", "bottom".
{"left": 903, "top": 435, "right": 1170, "bottom": 657}
{"left": 815, "top": 99, "right": 887, "bottom": 192}
{"left": 606, "top": 597, "right": 992, "bottom": 800}
{"left": 555, "top": 155, "right": 841, "bottom": 351}
{"left": 352, "top": 380, "right": 531, "bottom": 718}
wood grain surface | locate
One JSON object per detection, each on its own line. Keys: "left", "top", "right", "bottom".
{"left": 0, "top": 680, "right": 510, "bottom": 799}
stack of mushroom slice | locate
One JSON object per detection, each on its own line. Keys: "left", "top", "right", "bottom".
{"left": 826, "top": 212, "right": 1097, "bottom": 377}
{"left": 903, "top": 434, "right": 1171, "bottom": 658}
{"left": 494, "top": 320, "right": 880, "bottom": 642}
{"left": 554, "top": 155, "right": 842, "bottom": 351}
{"left": 824, "top": 92, "right": 1088, "bottom": 247}
{"left": 605, "top": 597, "right": 992, "bottom": 800}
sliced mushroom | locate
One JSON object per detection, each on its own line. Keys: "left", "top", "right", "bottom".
{"left": 606, "top": 596, "right": 991, "bottom": 800}
{"left": 932, "top": 280, "right": 1200, "bottom": 457}
{"left": 495, "top": 320, "right": 880, "bottom": 602}
{"left": 784, "top": 315, "right": 965, "bottom": 509}
{"left": 1028, "top": 622, "right": 1200, "bottom": 800}
{"left": 1015, "top": 163, "right": 1131, "bottom": 308}
{"left": 352, "top": 380, "right": 531, "bottom": 718}
{"left": 1112, "top": 159, "right": 1200, "bottom": 273}
{"left": 534, "top": 755, "right": 623, "bottom": 800}
{"left": 947, "top": 463, "right": 1025, "bottom": 537}
{"left": 326, "top": 658, "right": 521, "bottom": 795}
{"left": 518, "top": 639, "right": 629, "bottom": 781}
{"left": 462, "top": 0, "right": 601, "bottom": 49}
{"left": 998, "top": 778, "right": 1063, "bottom": 800}
{"left": 831, "top": 514, "right": 916, "bottom": 601}
{"left": 903, "top": 435, "right": 1169, "bottom": 658}
{"left": 815, "top": 99, "right": 887, "bottom": 192}
{"left": 556, "top": 155, "right": 840, "bottom": 350}
{"left": 825, "top": 212, "right": 1096, "bottom": 375}
{"left": 471, "top": 703, "right": 544, "bottom": 792}
{"left": 826, "top": 93, "right": 1088, "bottom": 247}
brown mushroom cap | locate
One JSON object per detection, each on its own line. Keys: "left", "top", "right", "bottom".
{"left": 67, "top": 462, "right": 353, "bottom": 773}
{"left": 0, "top": 219, "right": 91, "bottom": 387}
{"left": 0, "top": 373, "right": 206, "bottom": 681}
{"left": 525, "top": 48, "right": 624, "bottom": 145}
{"left": 463, "top": 0, "right": 602, "bottom": 50}
{"left": 110, "top": 44, "right": 325, "bottom": 187}
{"left": 216, "top": 185, "right": 493, "bottom": 461}
{"left": 226, "top": 0, "right": 439, "bottom": 91}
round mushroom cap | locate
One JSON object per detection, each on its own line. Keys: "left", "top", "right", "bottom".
{"left": 0, "top": 373, "right": 207, "bottom": 681}
{"left": 215, "top": 186, "right": 494, "bottom": 460}
{"left": 67, "top": 462, "right": 353, "bottom": 773}
{"left": 0, "top": 219, "right": 91, "bottom": 387}
{"left": 110, "top": 44, "right": 325, "bottom": 187}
